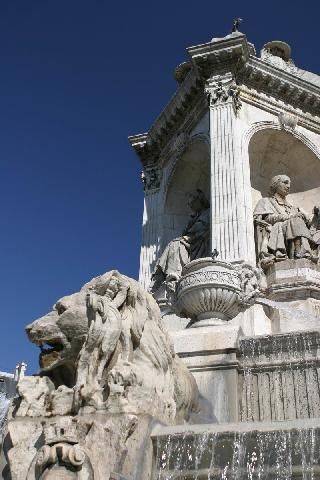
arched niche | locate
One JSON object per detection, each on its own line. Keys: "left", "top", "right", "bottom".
{"left": 249, "top": 128, "right": 320, "bottom": 215}
{"left": 162, "top": 138, "right": 210, "bottom": 250}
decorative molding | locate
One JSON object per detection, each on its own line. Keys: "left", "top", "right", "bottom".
{"left": 128, "top": 71, "right": 204, "bottom": 166}
{"left": 260, "top": 48, "right": 302, "bottom": 77}
{"left": 187, "top": 33, "right": 252, "bottom": 78}
{"left": 178, "top": 270, "right": 241, "bottom": 291}
{"left": 278, "top": 111, "right": 298, "bottom": 131}
{"left": 243, "top": 121, "right": 320, "bottom": 162}
{"left": 240, "top": 87, "right": 320, "bottom": 135}
{"left": 129, "top": 33, "right": 320, "bottom": 165}
{"left": 238, "top": 57, "right": 320, "bottom": 117}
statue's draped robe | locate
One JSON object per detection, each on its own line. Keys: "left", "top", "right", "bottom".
{"left": 254, "top": 196, "right": 311, "bottom": 256}
{"left": 310, "top": 214, "right": 320, "bottom": 246}
{"left": 155, "top": 208, "right": 210, "bottom": 280}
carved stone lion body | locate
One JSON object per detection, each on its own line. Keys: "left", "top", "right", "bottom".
{"left": 16, "top": 270, "right": 198, "bottom": 423}
{"left": 2, "top": 271, "right": 198, "bottom": 479}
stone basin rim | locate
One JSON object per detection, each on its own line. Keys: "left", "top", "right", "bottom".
{"left": 181, "top": 258, "right": 239, "bottom": 274}
{"left": 151, "top": 417, "right": 320, "bottom": 438}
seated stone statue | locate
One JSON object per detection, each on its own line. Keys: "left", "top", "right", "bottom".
{"left": 150, "top": 189, "right": 210, "bottom": 292}
{"left": 254, "top": 174, "right": 317, "bottom": 270}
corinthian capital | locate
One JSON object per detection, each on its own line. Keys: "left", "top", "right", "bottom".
{"left": 141, "top": 164, "right": 161, "bottom": 193}
{"left": 205, "top": 75, "right": 242, "bottom": 113}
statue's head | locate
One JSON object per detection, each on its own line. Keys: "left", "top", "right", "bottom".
{"left": 269, "top": 174, "right": 291, "bottom": 197}
{"left": 188, "top": 189, "right": 209, "bottom": 213}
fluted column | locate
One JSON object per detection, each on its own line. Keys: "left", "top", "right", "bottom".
{"left": 139, "top": 165, "right": 161, "bottom": 290}
{"left": 206, "top": 74, "right": 247, "bottom": 262}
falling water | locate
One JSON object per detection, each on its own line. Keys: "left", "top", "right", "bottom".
{"left": 154, "top": 426, "right": 320, "bottom": 479}
{"left": 239, "top": 325, "right": 320, "bottom": 423}
{"left": 154, "top": 324, "right": 320, "bottom": 480}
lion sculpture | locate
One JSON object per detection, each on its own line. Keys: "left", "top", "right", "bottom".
{"left": 15, "top": 270, "right": 198, "bottom": 423}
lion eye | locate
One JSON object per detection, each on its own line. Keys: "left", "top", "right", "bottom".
{"left": 56, "top": 304, "right": 67, "bottom": 315}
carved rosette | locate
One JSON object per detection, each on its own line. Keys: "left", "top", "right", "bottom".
{"left": 141, "top": 164, "right": 161, "bottom": 193}
{"left": 174, "top": 259, "right": 259, "bottom": 327}
{"left": 206, "top": 76, "right": 242, "bottom": 113}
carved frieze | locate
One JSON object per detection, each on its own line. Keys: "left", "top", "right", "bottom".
{"left": 178, "top": 269, "right": 241, "bottom": 291}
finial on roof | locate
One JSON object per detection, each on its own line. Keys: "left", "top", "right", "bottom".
{"left": 231, "top": 18, "right": 243, "bottom": 33}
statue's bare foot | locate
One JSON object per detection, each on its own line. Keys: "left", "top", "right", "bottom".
{"left": 295, "top": 249, "right": 311, "bottom": 259}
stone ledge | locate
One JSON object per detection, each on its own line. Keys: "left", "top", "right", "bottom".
{"left": 265, "top": 258, "right": 320, "bottom": 301}
{"left": 151, "top": 416, "right": 320, "bottom": 438}
{"left": 172, "top": 325, "right": 243, "bottom": 357}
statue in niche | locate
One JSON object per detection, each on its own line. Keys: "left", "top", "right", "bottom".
{"left": 150, "top": 189, "right": 210, "bottom": 293}
{"left": 254, "top": 174, "right": 319, "bottom": 270}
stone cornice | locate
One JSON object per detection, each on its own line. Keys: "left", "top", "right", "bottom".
{"left": 129, "top": 32, "right": 320, "bottom": 165}
{"left": 240, "top": 86, "right": 320, "bottom": 134}
{"left": 238, "top": 57, "right": 320, "bottom": 116}
{"left": 128, "top": 69, "right": 204, "bottom": 166}
{"left": 128, "top": 35, "right": 249, "bottom": 166}
{"left": 187, "top": 33, "right": 252, "bottom": 77}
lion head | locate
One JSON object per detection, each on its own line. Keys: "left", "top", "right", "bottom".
{"left": 25, "top": 289, "right": 89, "bottom": 386}
{"left": 23, "top": 270, "right": 198, "bottom": 422}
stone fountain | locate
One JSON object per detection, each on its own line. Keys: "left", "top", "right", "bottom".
{"left": 2, "top": 30, "right": 320, "bottom": 480}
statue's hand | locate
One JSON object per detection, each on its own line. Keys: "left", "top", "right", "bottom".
{"left": 296, "top": 209, "right": 308, "bottom": 221}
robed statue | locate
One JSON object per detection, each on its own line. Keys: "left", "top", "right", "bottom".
{"left": 151, "top": 189, "right": 210, "bottom": 292}
{"left": 254, "top": 174, "right": 320, "bottom": 270}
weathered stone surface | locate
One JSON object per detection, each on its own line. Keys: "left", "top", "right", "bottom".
{"left": 4, "top": 414, "right": 155, "bottom": 480}
{"left": 2, "top": 270, "right": 199, "bottom": 480}
{"left": 239, "top": 330, "right": 320, "bottom": 423}
{"left": 173, "top": 324, "right": 243, "bottom": 423}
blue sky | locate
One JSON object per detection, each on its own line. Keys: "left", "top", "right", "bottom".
{"left": 1, "top": 0, "right": 319, "bottom": 374}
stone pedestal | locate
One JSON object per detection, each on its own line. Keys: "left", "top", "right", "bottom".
{"left": 172, "top": 325, "right": 243, "bottom": 423}
{"left": 264, "top": 259, "right": 320, "bottom": 333}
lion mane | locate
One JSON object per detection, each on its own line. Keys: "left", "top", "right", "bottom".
{"left": 20, "top": 270, "right": 198, "bottom": 423}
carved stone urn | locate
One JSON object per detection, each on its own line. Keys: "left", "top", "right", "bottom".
{"left": 175, "top": 258, "right": 247, "bottom": 327}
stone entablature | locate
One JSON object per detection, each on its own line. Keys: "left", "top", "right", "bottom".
{"left": 239, "top": 57, "right": 320, "bottom": 115}
{"left": 129, "top": 33, "right": 320, "bottom": 168}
